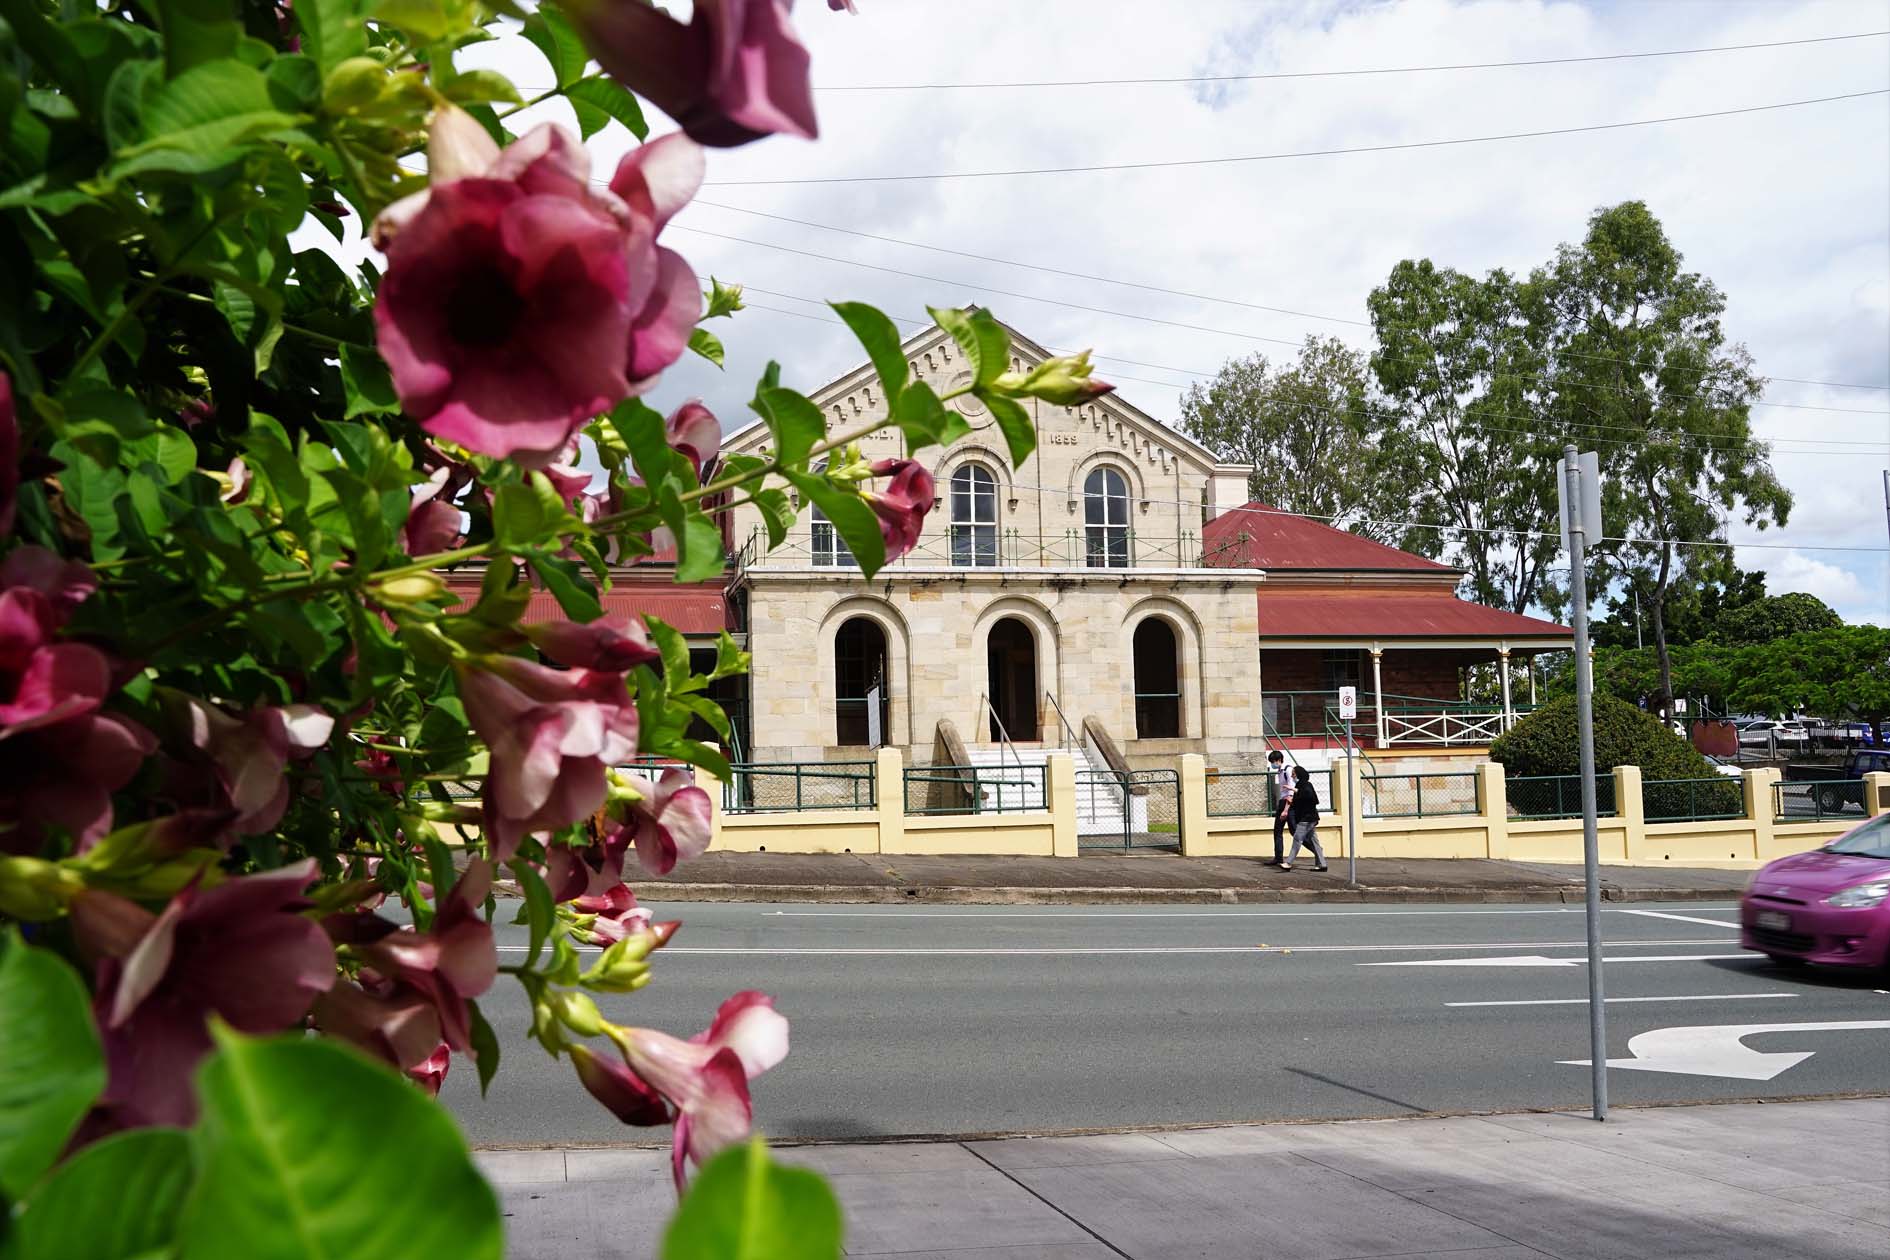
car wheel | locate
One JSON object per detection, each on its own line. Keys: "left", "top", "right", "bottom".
{"left": 1817, "top": 786, "right": 1844, "bottom": 812}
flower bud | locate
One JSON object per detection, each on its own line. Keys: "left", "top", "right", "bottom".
{"left": 323, "top": 57, "right": 389, "bottom": 114}
{"left": 371, "top": 573, "right": 448, "bottom": 606}
{"left": 993, "top": 351, "right": 1115, "bottom": 406}
{"left": 0, "top": 857, "right": 84, "bottom": 919}
{"left": 427, "top": 105, "right": 502, "bottom": 182}
{"left": 579, "top": 937, "right": 653, "bottom": 993}
{"left": 548, "top": 988, "right": 606, "bottom": 1037}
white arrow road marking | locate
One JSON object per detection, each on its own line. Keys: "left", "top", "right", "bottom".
{"left": 1562, "top": 1021, "right": 1890, "bottom": 1081}
{"left": 1619, "top": 908, "right": 1739, "bottom": 928}
{"left": 1448, "top": 992, "right": 1798, "bottom": 1007}
{"left": 1361, "top": 952, "right": 1751, "bottom": 967}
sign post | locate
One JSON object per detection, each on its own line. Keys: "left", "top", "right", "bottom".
{"left": 1560, "top": 446, "right": 1608, "bottom": 1122}
{"left": 1338, "top": 686, "right": 1359, "bottom": 885}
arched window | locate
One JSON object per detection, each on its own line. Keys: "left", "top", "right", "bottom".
{"left": 810, "top": 502, "right": 856, "bottom": 567}
{"left": 834, "top": 617, "right": 887, "bottom": 745}
{"left": 949, "top": 464, "right": 998, "bottom": 566}
{"left": 1132, "top": 618, "right": 1181, "bottom": 739}
{"left": 1084, "top": 467, "right": 1130, "bottom": 568}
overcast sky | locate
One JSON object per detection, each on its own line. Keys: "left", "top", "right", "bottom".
{"left": 360, "top": 0, "right": 1890, "bottom": 623}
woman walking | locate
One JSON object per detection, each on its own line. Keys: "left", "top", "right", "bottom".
{"left": 1279, "top": 765, "right": 1329, "bottom": 872}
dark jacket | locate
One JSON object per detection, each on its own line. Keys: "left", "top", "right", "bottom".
{"left": 1288, "top": 779, "right": 1321, "bottom": 827}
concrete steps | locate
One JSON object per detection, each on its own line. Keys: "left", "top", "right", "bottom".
{"left": 963, "top": 745, "right": 1130, "bottom": 835}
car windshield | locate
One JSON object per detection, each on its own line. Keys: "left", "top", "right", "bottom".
{"left": 1823, "top": 815, "right": 1890, "bottom": 860}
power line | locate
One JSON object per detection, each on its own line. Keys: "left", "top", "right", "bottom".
{"left": 687, "top": 199, "right": 1890, "bottom": 393}
{"left": 815, "top": 31, "right": 1890, "bottom": 91}
{"left": 700, "top": 89, "right": 1890, "bottom": 185}
{"left": 679, "top": 226, "right": 1890, "bottom": 417}
{"left": 731, "top": 296, "right": 1889, "bottom": 459}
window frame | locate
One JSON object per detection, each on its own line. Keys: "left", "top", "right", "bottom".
{"left": 948, "top": 462, "right": 1000, "bottom": 567}
{"left": 1083, "top": 466, "right": 1131, "bottom": 569}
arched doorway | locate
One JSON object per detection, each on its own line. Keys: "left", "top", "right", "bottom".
{"left": 986, "top": 617, "right": 1039, "bottom": 741}
{"left": 1133, "top": 618, "right": 1181, "bottom": 739}
{"left": 834, "top": 617, "right": 888, "bottom": 746}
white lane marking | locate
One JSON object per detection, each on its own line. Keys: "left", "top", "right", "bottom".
{"left": 494, "top": 936, "right": 1739, "bottom": 958}
{"left": 756, "top": 908, "right": 1599, "bottom": 919}
{"left": 1363, "top": 951, "right": 1750, "bottom": 968}
{"left": 1448, "top": 993, "right": 1797, "bottom": 1007}
{"left": 1619, "top": 908, "right": 1740, "bottom": 929}
{"left": 1562, "top": 1020, "right": 1890, "bottom": 1081}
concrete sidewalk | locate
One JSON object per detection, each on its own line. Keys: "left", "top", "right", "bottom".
{"left": 484, "top": 1097, "right": 1889, "bottom": 1259}
{"left": 627, "top": 851, "right": 1751, "bottom": 904}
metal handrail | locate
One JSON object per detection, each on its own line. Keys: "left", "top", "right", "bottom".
{"left": 1044, "top": 691, "right": 1081, "bottom": 751}
{"left": 977, "top": 693, "right": 1025, "bottom": 776}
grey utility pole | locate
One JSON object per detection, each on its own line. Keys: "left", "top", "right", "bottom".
{"left": 1562, "top": 446, "right": 1609, "bottom": 1122}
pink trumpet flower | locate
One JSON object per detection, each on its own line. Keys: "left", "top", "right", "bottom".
{"left": 864, "top": 459, "right": 935, "bottom": 563}
{"left": 350, "top": 859, "right": 498, "bottom": 1055}
{"left": 664, "top": 400, "right": 722, "bottom": 482}
{"left": 618, "top": 766, "right": 713, "bottom": 877}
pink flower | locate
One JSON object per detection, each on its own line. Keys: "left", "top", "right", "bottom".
{"left": 457, "top": 655, "right": 639, "bottom": 860}
{"left": 0, "top": 549, "right": 153, "bottom": 853}
{"left": 373, "top": 119, "right": 639, "bottom": 465}
{"left": 865, "top": 459, "right": 935, "bottom": 563}
{"left": 350, "top": 860, "right": 497, "bottom": 1055}
{"left": 572, "top": 1042, "right": 669, "bottom": 1125}
{"left": 525, "top": 614, "right": 660, "bottom": 672}
{"left": 170, "top": 695, "right": 334, "bottom": 835}
{"left": 69, "top": 860, "right": 336, "bottom": 1130}
{"left": 610, "top": 990, "right": 790, "bottom": 1187}
{"left": 546, "top": 823, "right": 631, "bottom": 902}
{"left": 407, "top": 1042, "right": 452, "bottom": 1095}
{"left": 607, "top": 135, "right": 706, "bottom": 387}
{"left": 665, "top": 400, "right": 721, "bottom": 482}
{"left": 311, "top": 974, "right": 443, "bottom": 1071}
{"left": 572, "top": 883, "right": 680, "bottom": 950}
{"left": 568, "top": 0, "right": 818, "bottom": 148}
{"left": 619, "top": 767, "right": 713, "bottom": 876}
{"left": 404, "top": 467, "right": 463, "bottom": 557}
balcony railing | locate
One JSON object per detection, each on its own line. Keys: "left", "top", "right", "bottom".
{"left": 1263, "top": 690, "right": 1538, "bottom": 748}
{"left": 734, "top": 526, "right": 1202, "bottom": 574}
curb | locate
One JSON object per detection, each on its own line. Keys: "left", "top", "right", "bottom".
{"left": 628, "top": 881, "right": 1743, "bottom": 906}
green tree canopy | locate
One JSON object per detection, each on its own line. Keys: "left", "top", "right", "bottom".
{"left": 1725, "top": 625, "right": 1890, "bottom": 730}
{"left": 1178, "top": 337, "right": 1424, "bottom": 548}
{"left": 1717, "top": 592, "right": 1842, "bottom": 644}
{"left": 1491, "top": 693, "right": 1718, "bottom": 778}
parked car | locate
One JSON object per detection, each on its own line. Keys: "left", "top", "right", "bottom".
{"left": 1738, "top": 720, "right": 1810, "bottom": 751}
{"left": 1703, "top": 754, "right": 1744, "bottom": 778}
{"left": 1782, "top": 749, "right": 1890, "bottom": 813}
{"left": 1742, "top": 812, "right": 1890, "bottom": 971}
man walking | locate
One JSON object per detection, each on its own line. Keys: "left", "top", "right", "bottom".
{"left": 1267, "top": 749, "right": 1293, "bottom": 867}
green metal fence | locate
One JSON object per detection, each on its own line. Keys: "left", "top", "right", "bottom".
{"left": 1773, "top": 778, "right": 1868, "bottom": 824}
{"left": 722, "top": 762, "right": 876, "bottom": 813}
{"left": 1205, "top": 767, "right": 1333, "bottom": 818}
{"left": 1362, "top": 772, "right": 1479, "bottom": 819}
{"left": 903, "top": 764, "right": 1048, "bottom": 815}
{"left": 1643, "top": 776, "right": 1745, "bottom": 823}
{"left": 1508, "top": 774, "right": 1617, "bottom": 821}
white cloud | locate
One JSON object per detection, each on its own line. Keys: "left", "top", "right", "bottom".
{"left": 312, "top": 0, "right": 1890, "bottom": 611}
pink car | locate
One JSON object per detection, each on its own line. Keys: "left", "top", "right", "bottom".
{"left": 1742, "top": 813, "right": 1890, "bottom": 971}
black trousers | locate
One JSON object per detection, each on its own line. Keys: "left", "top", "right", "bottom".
{"left": 1272, "top": 805, "right": 1289, "bottom": 863}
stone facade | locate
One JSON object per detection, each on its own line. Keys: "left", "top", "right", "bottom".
{"left": 721, "top": 316, "right": 1263, "bottom": 762}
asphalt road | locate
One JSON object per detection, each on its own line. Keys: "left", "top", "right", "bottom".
{"left": 441, "top": 899, "right": 1890, "bottom": 1146}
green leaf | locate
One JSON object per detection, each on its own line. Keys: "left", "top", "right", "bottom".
{"left": 491, "top": 482, "right": 547, "bottom": 551}
{"left": 889, "top": 380, "right": 967, "bottom": 453}
{"left": 710, "top": 631, "right": 750, "bottom": 682}
{"left": 121, "top": 59, "right": 304, "bottom": 174}
{"left": 670, "top": 508, "right": 726, "bottom": 584}
{"left": 784, "top": 471, "right": 885, "bottom": 576}
{"left": 688, "top": 325, "right": 725, "bottom": 368}
{"left": 510, "top": 859, "right": 553, "bottom": 970}
{"left": 675, "top": 693, "right": 731, "bottom": 740}
{"left": 646, "top": 615, "right": 692, "bottom": 691}
{"left": 440, "top": 68, "right": 522, "bottom": 107}
{"left": 703, "top": 276, "right": 745, "bottom": 320}
{"left": 8, "top": 1128, "right": 193, "bottom": 1260}
{"left": 980, "top": 390, "right": 1037, "bottom": 467}
{"left": 0, "top": 933, "right": 106, "bottom": 1200}
{"left": 529, "top": 551, "right": 604, "bottom": 623}
{"left": 928, "top": 306, "right": 1009, "bottom": 385}
{"left": 663, "top": 1139, "right": 843, "bottom": 1260}
{"left": 520, "top": 7, "right": 588, "bottom": 88}
{"left": 175, "top": 1031, "right": 502, "bottom": 1260}
{"left": 756, "top": 387, "right": 826, "bottom": 468}
{"left": 157, "top": 0, "right": 240, "bottom": 77}
{"left": 338, "top": 344, "right": 400, "bottom": 417}
{"left": 265, "top": 53, "right": 323, "bottom": 112}
{"left": 295, "top": 0, "right": 367, "bottom": 75}
{"left": 609, "top": 398, "right": 678, "bottom": 488}
{"left": 372, "top": 0, "right": 476, "bottom": 43}
{"left": 753, "top": 487, "right": 794, "bottom": 548}
{"left": 566, "top": 76, "right": 647, "bottom": 140}
{"left": 153, "top": 426, "right": 199, "bottom": 484}
{"left": 466, "top": 1001, "right": 500, "bottom": 1098}
{"left": 832, "top": 301, "right": 908, "bottom": 400}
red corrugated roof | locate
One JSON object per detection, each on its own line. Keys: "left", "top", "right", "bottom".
{"left": 1255, "top": 590, "right": 1570, "bottom": 639}
{"left": 1203, "top": 502, "right": 1456, "bottom": 572}
{"left": 442, "top": 575, "right": 728, "bottom": 634}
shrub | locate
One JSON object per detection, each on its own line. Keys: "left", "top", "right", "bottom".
{"left": 1492, "top": 694, "right": 1719, "bottom": 780}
